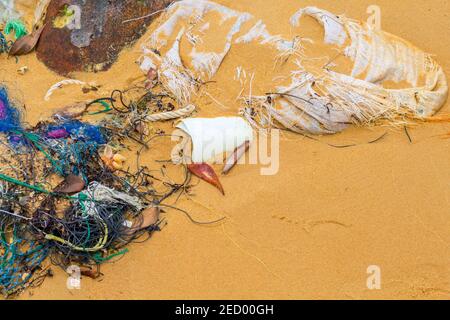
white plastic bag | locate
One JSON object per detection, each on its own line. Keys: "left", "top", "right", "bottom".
{"left": 176, "top": 117, "right": 253, "bottom": 163}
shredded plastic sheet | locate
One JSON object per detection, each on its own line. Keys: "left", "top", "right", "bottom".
{"left": 139, "top": 0, "right": 254, "bottom": 103}
{"left": 140, "top": 1, "right": 448, "bottom": 134}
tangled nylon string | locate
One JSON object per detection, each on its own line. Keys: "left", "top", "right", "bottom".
{"left": 0, "top": 85, "right": 197, "bottom": 297}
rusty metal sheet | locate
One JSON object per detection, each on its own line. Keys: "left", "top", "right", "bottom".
{"left": 36, "top": 0, "right": 174, "bottom": 76}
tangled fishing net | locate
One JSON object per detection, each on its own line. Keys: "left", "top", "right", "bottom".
{"left": 138, "top": 1, "right": 448, "bottom": 134}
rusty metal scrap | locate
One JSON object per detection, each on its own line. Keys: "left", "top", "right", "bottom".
{"left": 36, "top": 0, "right": 174, "bottom": 75}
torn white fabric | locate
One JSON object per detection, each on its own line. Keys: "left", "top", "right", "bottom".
{"left": 290, "top": 7, "right": 348, "bottom": 46}
{"left": 140, "top": 2, "right": 448, "bottom": 134}
{"left": 139, "top": 0, "right": 252, "bottom": 103}
{"left": 276, "top": 7, "right": 448, "bottom": 132}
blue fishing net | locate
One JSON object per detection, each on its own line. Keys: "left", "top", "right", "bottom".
{"left": 42, "top": 120, "right": 107, "bottom": 178}
{"left": 0, "top": 32, "right": 11, "bottom": 54}
{"left": 0, "top": 86, "right": 156, "bottom": 298}
{"left": 0, "top": 117, "right": 108, "bottom": 296}
{"left": 0, "top": 87, "right": 21, "bottom": 133}
{"left": 45, "top": 139, "right": 102, "bottom": 178}
{"left": 0, "top": 226, "right": 49, "bottom": 297}
{"left": 0, "top": 87, "right": 107, "bottom": 178}
{"left": 46, "top": 120, "right": 106, "bottom": 144}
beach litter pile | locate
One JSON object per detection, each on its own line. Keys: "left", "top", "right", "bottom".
{"left": 0, "top": 0, "right": 203, "bottom": 298}
{"left": 0, "top": 0, "right": 448, "bottom": 299}
{"left": 0, "top": 85, "right": 173, "bottom": 297}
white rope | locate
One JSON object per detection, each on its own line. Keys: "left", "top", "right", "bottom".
{"left": 145, "top": 104, "right": 196, "bottom": 122}
{"left": 44, "top": 79, "right": 87, "bottom": 101}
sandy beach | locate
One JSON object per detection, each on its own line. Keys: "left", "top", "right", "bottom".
{"left": 1, "top": 0, "right": 449, "bottom": 300}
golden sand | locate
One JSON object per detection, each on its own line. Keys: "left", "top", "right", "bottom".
{"left": 1, "top": 0, "right": 449, "bottom": 299}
